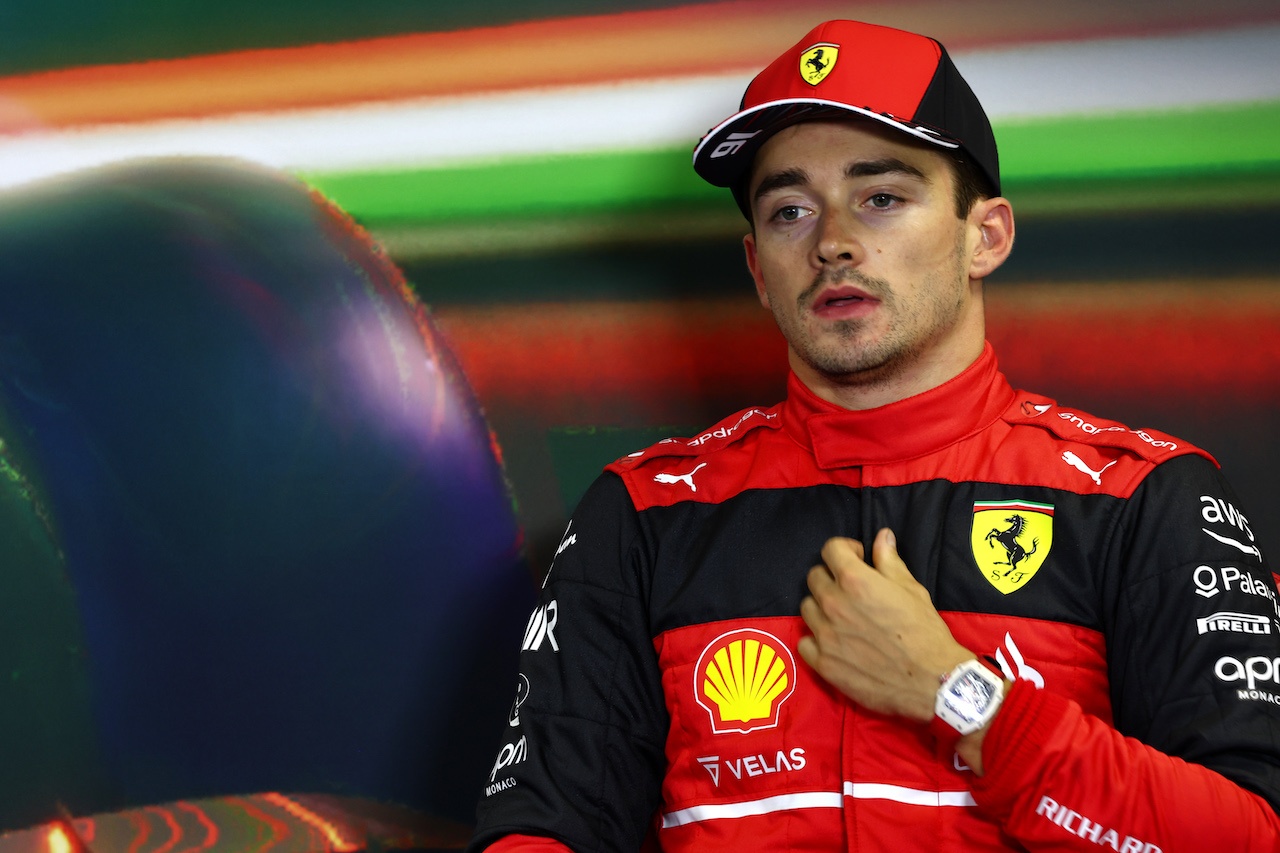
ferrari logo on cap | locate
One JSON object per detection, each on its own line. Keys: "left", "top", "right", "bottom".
{"left": 971, "top": 501, "right": 1054, "bottom": 594}
{"left": 799, "top": 43, "right": 838, "bottom": 86}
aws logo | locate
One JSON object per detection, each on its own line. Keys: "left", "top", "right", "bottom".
{"left": 695, "top": 628, "right": 796, "bottom": 735}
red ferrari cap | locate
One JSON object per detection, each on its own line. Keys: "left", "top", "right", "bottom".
{"left": 693, "top": 20, "right": 1000, "bottom": 212}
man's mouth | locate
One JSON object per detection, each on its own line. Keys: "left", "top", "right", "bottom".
{"left": 813, "top": 285, "right": 876, "bottom": 313}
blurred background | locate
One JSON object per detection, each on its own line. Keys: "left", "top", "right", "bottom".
{"left": 1, "top": 0, "right": 1277, "bottom": 849}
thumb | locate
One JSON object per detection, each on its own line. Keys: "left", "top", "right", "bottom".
{"left": 870, "top": 528, "right": 913, "bottom": 582}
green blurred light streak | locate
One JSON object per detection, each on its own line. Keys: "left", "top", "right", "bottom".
{"left": 301, "top": 99, "right": 1280, "bottom": 226}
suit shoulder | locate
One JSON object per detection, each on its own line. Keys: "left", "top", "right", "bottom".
{"left": 1002, "top": 391, "right": 1217, "bottom": 468}
{"left": 603, "top": 403, "right": 784, "bottom": 510}
{"left": 604, "top": 403, "right": 784, "bottom": 474}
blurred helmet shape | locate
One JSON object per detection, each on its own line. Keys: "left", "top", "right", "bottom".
{"left": 0, "top": 158, "right": 531, "bottom": 835}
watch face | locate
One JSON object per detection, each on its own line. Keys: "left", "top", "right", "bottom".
{"left": 942, "top": 669, "right": 997, "bottom": 722}
{"left": 953, "top": 671, "right": 996, "bottom": 709}
{"left": 936, "top": 660, "right": 1004, "bottom": 737}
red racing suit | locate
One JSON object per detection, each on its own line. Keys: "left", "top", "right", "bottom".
{"left": 469, "top": 344, "right": 1280, "bottom": 852}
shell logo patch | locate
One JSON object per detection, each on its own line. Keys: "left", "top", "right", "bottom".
{"left": 799, "top": 43, "right": 838, "bottom": 86}
{"left": 971, "top": 501, "right": 1054, "bottom": 594}
{"left": 695, "top": 628, "right": 795, "bottom": 734}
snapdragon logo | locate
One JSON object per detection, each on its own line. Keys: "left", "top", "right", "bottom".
{"left": 1056, "top": 412, "right": 1176, "bottom": 449}
{"left": 687, "top": 409, "right": 777, "bottom": 447}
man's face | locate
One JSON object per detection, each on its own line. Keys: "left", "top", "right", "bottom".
{"left": 743, "top": 119, "right": 988, "bottom": 395}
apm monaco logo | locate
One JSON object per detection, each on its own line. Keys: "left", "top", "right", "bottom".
{"left": 695, "top": 628, "right": 796, "bottom": 734}
{"left": 971, "top": 501, "right": 1054, "bottom": 594}
{"left": 799, "top": 43, "right": 838, "bottom": 85}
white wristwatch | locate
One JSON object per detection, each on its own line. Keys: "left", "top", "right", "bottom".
{"left": 933, "top": 659, "right": 1005, "bottom": 738}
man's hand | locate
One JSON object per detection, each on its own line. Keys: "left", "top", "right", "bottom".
{"left": 797, "top": 529, "right": 974, "bottom": 725}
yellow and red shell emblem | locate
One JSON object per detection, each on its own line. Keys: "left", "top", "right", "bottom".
{"left": 695, "top": 628, "right": 796, "bottom": 734}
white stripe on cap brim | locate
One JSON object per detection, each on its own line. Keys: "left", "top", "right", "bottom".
{"left": 692, "top": 96, "right": 961, "bottom": 170}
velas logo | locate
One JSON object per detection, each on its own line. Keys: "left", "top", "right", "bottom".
{"left": 799, "top": 43, "right": 838, "bottom": 86}
{"left": 695, "top": 628, "right": 796, "bottom": 734}
{"left": 971, "top": 501, "right": 1054, "bottom": 594}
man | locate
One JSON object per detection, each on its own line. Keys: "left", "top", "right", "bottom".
{"left": 468, "top": 20, "right": 1280, "bottom": 852}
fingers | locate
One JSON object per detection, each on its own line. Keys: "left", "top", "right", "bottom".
{"left": 819, "top": 536, "right": 864, "bottom": 575}
{"left": 815, "top": 530, "right": 908, "bottom": 589}
{"left": 796, "top": 633, "right": 820, "bottom": 670}
{"left": 799, "top": 593, "right": 827, "bottom": 632}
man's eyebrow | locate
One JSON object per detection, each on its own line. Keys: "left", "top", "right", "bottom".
{"left": 751, "top": 158, "right": 931, "bottom": 209}
{"left": 752, "top": 168, "right": 809, "bottom": 208}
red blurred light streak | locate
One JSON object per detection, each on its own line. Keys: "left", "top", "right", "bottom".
{"left": 259, "top": 795, "right": 358, "bottom": 853}
{"left": 143, "top": 808, "right": 181, "bottom": 853}
{"left": 223, "top": 797, "right": 289, "bottom": 853}
{"left": 173, "top": 803, "right": 219, "bottom": 853}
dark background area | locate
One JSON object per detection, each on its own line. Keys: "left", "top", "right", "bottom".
{"left": 0, "top": 0, "right": 696, "bottom": 75}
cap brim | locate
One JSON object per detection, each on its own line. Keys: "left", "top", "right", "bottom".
{"left": 692, "top": 97, "right": 962, "bottom": 190}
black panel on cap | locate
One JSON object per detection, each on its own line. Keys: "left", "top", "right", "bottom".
{"left": 913, "top": 46, "right": 1001, "bottom": 197}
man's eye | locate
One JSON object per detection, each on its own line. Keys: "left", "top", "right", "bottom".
{"left": 775, "top": 205, "right": 805, "bottom": 222}
{"left": 867, "top": 193, "right": 900, "bottom": 208}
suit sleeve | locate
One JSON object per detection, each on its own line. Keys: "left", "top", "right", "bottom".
{"left": 972, "top": 454, "right": 1280, "bottom": 851}
{"left": 467, "top": 473, "right": 668, "bottom": 853}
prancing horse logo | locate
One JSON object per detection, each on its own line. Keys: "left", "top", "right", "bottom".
{"left": 970, "top": 501, "right": 1054, "bottom": 594}
{"left": 985, "top": 515, "right": 1039, "bottom": 574}
{"left": 799, "top": 43, "right": 839, "bottom": 85}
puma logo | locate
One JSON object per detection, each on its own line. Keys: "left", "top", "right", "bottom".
{"left": 654, "top": 462, "right": 708, "bottom": 491}
{"left": 1061, "top": 451, "right": 1117, "bottom": 485}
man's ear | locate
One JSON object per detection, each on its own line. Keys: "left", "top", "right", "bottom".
{"left": 968, "top": 197, "right": 1014, "bottom": 280}
{"left": 743, "top": 231, "right": 770, "bottom": 309}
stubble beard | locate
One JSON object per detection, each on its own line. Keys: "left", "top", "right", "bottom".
{"left": 776, "top": 235, "right": 969, "bottom": 388}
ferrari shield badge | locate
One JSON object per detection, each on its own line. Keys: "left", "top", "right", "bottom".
{"left": 799, "top": 43, "right": 838, "bottom": 86}
{"left": 971, "top": 500, "right": 1053, "bottom": 594}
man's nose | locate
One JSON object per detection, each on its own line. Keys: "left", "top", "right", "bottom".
{"left": 813, "top": 207, "right": 864, "bottom": 266}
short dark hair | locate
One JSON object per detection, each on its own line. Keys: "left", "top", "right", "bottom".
{"left": 948, "top": 152, "right": 994, "bottom": 219}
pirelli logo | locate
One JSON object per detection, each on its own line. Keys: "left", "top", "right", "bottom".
{"left": 695, "top": 628, "right": 796, "bottom": 735}
{"left": 1197, "top": 611, "right": 1271, "bottom": 635}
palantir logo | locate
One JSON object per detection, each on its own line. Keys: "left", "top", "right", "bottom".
{"left": 695, "top": 628, "right": 796, "bottom": 735}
